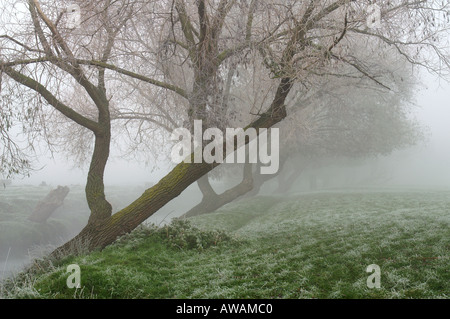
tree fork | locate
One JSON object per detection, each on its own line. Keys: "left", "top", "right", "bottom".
{"left": 182, "top": 162, "right": 253, "bottom": 218}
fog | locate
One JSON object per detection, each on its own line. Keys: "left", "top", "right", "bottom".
{"left": 0, "top": 77, "right": 448, "bottom": 301}
{"left": 384, "top": 73, "right": 450, "bottom": 188}
{"left": 2, "top": 0, "right": 450, "bottom": 302}
{"left": 2, "top": 70, "right": 450, "bottom": 282}
{"left": 13, "top": 71, "right": 450, "bottom": 190}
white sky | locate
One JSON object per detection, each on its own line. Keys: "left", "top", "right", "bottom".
{"left": 379, "top": 71, "right": 450, "bottom": 187}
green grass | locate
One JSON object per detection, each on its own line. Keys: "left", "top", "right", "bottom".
{"left": 1, "top": 190, "right": 449, "bottom": 299}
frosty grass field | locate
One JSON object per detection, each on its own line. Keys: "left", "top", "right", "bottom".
{"left": 1, "top": 187, "right": 449, "bottom": 298}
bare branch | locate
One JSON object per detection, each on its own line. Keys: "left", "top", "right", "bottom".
{"left": 2, "top": 65, "right": 101, "bottom": 133}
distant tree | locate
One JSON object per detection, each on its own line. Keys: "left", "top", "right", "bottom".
{"left": 0, "top": 179, "right": 12, "bottom": 189}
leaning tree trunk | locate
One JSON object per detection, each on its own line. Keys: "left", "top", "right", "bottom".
{"left": 197, "top": 175, "right": 219, "bottom": 200}
{"left": 244, "top": 157, "right": 288, "bottom": 198}
{"left": 182, "top": 155, "right": 293, "bottom": 218}
{"left": 28, "top": 186, "right": 70, "bottom": 223}
{"left": 182, "top": 162, "right": 253, "bottom": 218}
{"left": 85, "top": 131, "right": 113, "bottom": 226}
{"left": 52, "top": 77, "right": 293, "bottom": 257}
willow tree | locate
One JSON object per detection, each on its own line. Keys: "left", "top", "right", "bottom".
{"left": 1, "top": 0, "right": 449, "bottom": 254}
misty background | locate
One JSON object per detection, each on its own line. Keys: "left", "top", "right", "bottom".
{"left": 11, "top": 71, "right": 449, "bottom": 190}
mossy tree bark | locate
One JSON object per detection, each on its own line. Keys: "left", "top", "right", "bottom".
{"left": 85, "top": 118, "right": 113, "bottom": 227}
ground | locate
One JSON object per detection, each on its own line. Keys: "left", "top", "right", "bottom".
{"left": 1, "top": 188, "right": 449, "bottom": 298}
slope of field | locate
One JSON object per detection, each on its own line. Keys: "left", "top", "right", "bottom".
{"left": 0, "top": 185, "right": 89, "bottom": 261}
{"left": 0, "top": 185, "right": 149, "bottom": 279}
{"left": 1, "top": 190, "right": 449, "bottom": 299}
{"left": 0, "top": 185, "right": 153, "bottom": 255}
